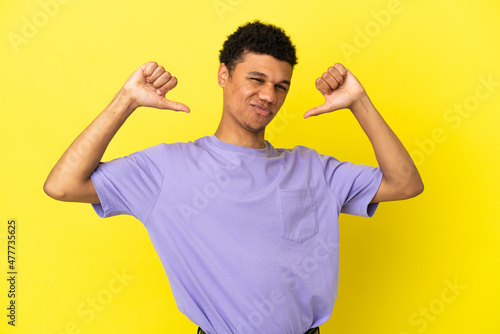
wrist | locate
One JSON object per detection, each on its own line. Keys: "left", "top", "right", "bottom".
{"left": 111, "top": 88, "right": 138, "bottom": 117}
{"left": 350, "top": 92, "right": 372, "bottom": 116}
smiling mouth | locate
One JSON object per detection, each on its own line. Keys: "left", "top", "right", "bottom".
{"left": 251, "top": 104, "right": 272, "bottom": 116}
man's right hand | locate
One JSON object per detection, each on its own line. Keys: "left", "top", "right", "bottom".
{"left": 44, "top": 61, "right": 190, "bottom": 203}
{"left": 121, "top": 61, "right": 190, "bottom": 112}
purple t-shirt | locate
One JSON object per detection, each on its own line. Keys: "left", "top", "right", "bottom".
{"left": 91, "top": 135, "right": 383, "bottom": 334}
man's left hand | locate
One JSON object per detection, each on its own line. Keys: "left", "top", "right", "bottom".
{"left": 304, "top": 63, "right": 367, "bottom": 118}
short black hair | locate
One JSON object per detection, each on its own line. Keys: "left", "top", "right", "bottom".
{"left": 219, "top": 20, "right": 298, "bottom": 75}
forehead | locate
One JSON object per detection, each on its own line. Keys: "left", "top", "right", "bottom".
{"left": 234, "top": 53, "right": 292, "bottom": 81}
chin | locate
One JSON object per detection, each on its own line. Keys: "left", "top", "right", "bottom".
{"left": 243, "top": 122, "right": 266, "bottom": 134}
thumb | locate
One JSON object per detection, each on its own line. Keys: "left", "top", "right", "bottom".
{"left": 303, "top": 103, "right": 333, "bottom": 119}
{"left": 156, "top": 97, "right": 190, "bottom": 113}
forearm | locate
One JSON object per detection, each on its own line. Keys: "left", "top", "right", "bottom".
{"left": 351, "top": 93, "right": 423, "bottom": 199}
{"left": 44, "top": 89, "right": 135, "bottom": 202}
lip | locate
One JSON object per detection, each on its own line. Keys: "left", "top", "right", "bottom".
{"left": 251, "top": 104, "right": 272, "bottom": 116}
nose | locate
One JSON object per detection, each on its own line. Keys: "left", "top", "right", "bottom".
{"left": 258, "top": 84, "right": 276, "bottom": 104}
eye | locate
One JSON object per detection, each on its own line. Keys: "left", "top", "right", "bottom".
{"left": 250, "top": 77, "right": 264, "bottom": 83}
{"left": 276, "top": 84, "right": 288, "bottom": 92}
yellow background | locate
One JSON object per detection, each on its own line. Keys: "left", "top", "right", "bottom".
{"left": 1, "top": 0, "right": 499, "bottom": 333}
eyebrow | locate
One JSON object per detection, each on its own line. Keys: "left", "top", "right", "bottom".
{"left": 247, "top": 71, "right": 291, "bottom": 86}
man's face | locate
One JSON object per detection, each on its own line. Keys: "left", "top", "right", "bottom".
{"left": 219, "top": 52, "right": 292, "bottom": 134}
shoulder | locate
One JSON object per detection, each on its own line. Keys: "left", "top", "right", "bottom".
{"left": 275, "top": 144, "right": 316, "bottom": 155}
{"left": 117, "top": 137, "right": 208, "bottom": 167}
{"left": 155, "top": 136, "right": 210, "bottom": 155}
{"left": 272, "top": 144, "right": 327, "bottom": 168}
{"left": 274, "top": 144, "right": 324, "bottom": 160}
{"left": 271, "top": 144, "right": 349, "bottom": 174}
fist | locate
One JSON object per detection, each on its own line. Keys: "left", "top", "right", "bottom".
{"left": 304, "top": 63, "right": 366, "bottom": 118}
{"left": 122, "top": 61, "right": 190, "bottom": 112}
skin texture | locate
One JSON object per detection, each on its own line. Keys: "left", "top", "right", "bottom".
{"left": 44, "top": 55, "right": 423, "bottom": 204}
{"left": 215, "top": 52, "right": 292, "bottom": 149}
{"left": 43, "top": 62, "right": 189, "bottom": 204}
{"left": 304, "top": 63, "right": 423, "bottom": 202}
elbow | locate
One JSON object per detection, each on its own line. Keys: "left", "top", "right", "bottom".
{"left": 401, "top": 176, "right": 424, "bottom": 199}
{"left": 415, "top": 180, "right": 424, "bottom": 196}
{"left": 43, "top": 178, "right": 68, "bottom": 201}
{"left": 412, "top": 172, "right": 424, "bottom": 197}
{"left": 44, "top": 175, "right": 97, "bottom": 203}
{"left": 409, "top": 181, "right": 424, "bottom": 198}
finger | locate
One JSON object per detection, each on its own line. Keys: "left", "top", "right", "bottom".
{"left": 158, "top": 98, "right": 190, "bottom": 113}
{"left": 156, "top": 76, "right": 178, "bottom": 95}
{"left": 303, "top": 103, "right": 333, "bottom": 119}
{"left": 315, "top": 77, "right": 332, "bottom": 95}
{"left": 321, "top": 71, "right": 340, "bottom": 91}
{"left": 146, "top": 65, "right": 165, "bottom": 82}
{"left": 141, "top": 62, "right": 158, "bottom": 78}
{"left": 333, "top": 63, "right": 348, "bottom": 78}
{"left": 152, "top": 71, "right": 172, "bottom": 89}
{"left": 328, "top": 66, "right": 344, "bottom": 86}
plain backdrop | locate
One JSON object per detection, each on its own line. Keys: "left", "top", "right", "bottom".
{"left": 1, "top": 0, "right": 499, "bottom": 333}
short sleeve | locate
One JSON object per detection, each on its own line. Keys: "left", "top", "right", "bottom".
{"left": 319, "top": 154, "right": 383, "bottom": 217}
{"left": 90, "top": 143, "right": 166, "bottom": 222}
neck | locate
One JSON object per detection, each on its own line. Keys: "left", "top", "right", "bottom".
{"left": 214, "top": 122, "right": 266, "bottom": 149}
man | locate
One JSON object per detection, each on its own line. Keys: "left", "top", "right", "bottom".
{"left": 44, "top": 21, "right": 423, "bottom": 334}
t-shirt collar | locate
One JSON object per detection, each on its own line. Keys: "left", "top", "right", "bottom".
{"left": 209, "top": 134, "right": 272, "bottom": 155}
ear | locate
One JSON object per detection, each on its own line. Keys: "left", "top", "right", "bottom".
{"left": 218, "top": 63, "right": 228, "bottom": 88}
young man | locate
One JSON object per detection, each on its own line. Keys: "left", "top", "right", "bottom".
{"left": 44, "top": 21, "right": 423, "bottom": 334}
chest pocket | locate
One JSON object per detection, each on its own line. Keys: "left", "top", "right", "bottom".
{"left": 278, "top": 188, "right": 319, "bottom": 244}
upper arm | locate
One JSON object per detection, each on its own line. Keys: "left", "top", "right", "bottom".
{"left": 88, "top": 144, "right": 166, "bottom": 220}
{"left": 318, "top": 152, "right": 383, "bottom": 217}
{"left": 370, "top": 176, "right": 393, "bottom": 203}
{"left": 370, "top": 174, "right": 424, "bottom": 203}
{"left": 79, "top": 179, "right": 101, "bottom": 204}
{"left": 43, "top": 176, "right": 100, "bottom": 204}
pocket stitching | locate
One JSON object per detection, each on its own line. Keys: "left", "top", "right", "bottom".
{"left": 279, "top": 188, "right": 319, "bottom": 244}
